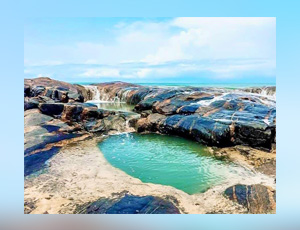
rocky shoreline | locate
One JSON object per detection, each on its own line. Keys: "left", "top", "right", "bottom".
{"left": 24, "top": 77, "right": 276, "bottom": 214}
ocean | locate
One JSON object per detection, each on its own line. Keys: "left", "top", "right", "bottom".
{"left": 73, "top": 82, "right": 276, "bottom": 89}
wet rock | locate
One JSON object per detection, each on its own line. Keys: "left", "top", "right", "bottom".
{"left": 242, "top": 86, "right": 276, "bottom": 97}
{"left": 177, "top": 104, "right": 200, "bottom": 114}
{"left": 135, "top": 89, "right": 183, "bottom": 111}
{"left": 98, "top": 109, "right": 115, "bottom": 118}
{"left": 84, "top": 120, "right": 105, "bottom": 133}
{"left": 136, "top": 113, "right": 166, "bottom": 132}
{"left": 24, "top": 131, "right": 81, "bottom": 156}
{"left": 224, "top": 184, "right": 276, "bottom": 214}
{"left": 74, "top": 84, "right": 89, "bottom": 102}
{"left": 76, "top": 194, "right": 180, "bottom": 214}
{"left": 103, "top": 115, "right": 126, "bottom": 132}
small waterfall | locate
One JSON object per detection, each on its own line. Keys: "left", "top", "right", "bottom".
{"left": 84, "top": 85, "right": 100, "bottom": 101}
{"left": 261, "top": 87, "right": 276, "bottom": 99}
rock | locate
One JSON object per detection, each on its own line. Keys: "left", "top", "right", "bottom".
{"left": 84, "top": 120, "right": 105, "bottom": 133}
{"left": 61, "top": 104, "right": 83, "bottom": 122}
{"left": 24, "top": 78, "right": 276, "bottom": 150}
{"left": 76, "top": 193, "right": 180, "bottom": 214}
{"left": 157, "top": 115, "right": 232, "bottom": 146}
{"left": 25, "top": 77, "right": 86, "bottom": 102}
{"left": 24, "top": 98, "right": 39, "bottom": 110}
{"left": 74, "top": 84, "right": 89, "bottom": 102}
{"left": 103, "top": 115, "right": 126, "bottom": 132}
{"left": 24, "top": 110, "right": 53, "bottom": 127}
{"left": 81, "top": 107, "right": 101, "bottom": 120}
{"left": 98, "top": 109, "right": 115, "bottom": 118}
{"left": 224, "top": 184, "right": 276, "bottom": 214}
{"left": 24, "top": 146, "right": 61, "bottom": 177}
{"left": 68, "top": 91, "right": 84, "bottom": 102}
{"left": 24, "top": 130, "right": 82, "bottom": 156}
{"left": 44, "top": 88, "right": 69, "bottom": 102}
{"left": 30, "top": 86, "right": 45, "bottom": 97}
{"left": 24, "top": 85, "right": 31, "bottom": 97}
{"left": 242, "top": 86, "right": 276, "bottom": 97}
{"left": 39, "top": 103, "right": 65, "bottom": 116}
{"left": 136, "top": 113, "right": 166, "bottom": 132}
{"left": 25, "top": 77, "right": 79, "bottom": 93}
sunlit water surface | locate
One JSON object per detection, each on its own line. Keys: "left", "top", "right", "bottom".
{"left": 87, "top": 101, "right": 135, "bottom": 112}
{"left": 99, "top": 133, "right": 253, "bottom": 194}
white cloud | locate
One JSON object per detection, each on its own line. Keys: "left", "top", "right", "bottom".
{"left": 37, "top": 73, "right": 51, "bottom": 78}
{"left": 142, "top": 17, "right": 276, "bottom": 64}
{"left": 80, "top": 68, "right": 120, "bottom": 78}
{"left": 24, "top": 17, "right": 276, "bottom": 80}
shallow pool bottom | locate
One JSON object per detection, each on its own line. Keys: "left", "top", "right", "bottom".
{"left": 98, "top": 133, "right": 248, "bottom": 194}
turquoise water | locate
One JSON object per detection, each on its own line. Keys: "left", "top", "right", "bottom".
{"left": 98, "top": 133, "right": 249, "bottom": 194}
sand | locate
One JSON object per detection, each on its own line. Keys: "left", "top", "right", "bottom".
{"left": 24, "top": 136, "right": 275, "bottom": 214}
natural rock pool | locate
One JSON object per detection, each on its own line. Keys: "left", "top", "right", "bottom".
{"left": 87, "top": 101, "right": 135, "bottom": 112}
{"left": 99, "top": 133, "right": 253, "bottom": 194}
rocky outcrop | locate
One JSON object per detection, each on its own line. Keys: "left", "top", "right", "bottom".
{"left": 24, "top": 77, "right": 85, "bottom": 103}
{"left": 224, "top": 184, "right": 276, "bottom": 214}
{"left": 24, "top": 79, "right": 276, "bottom": 150}
{"left": 91, "top": 82, "right": 276, "bottom": 150}
{"left": 75, "top": 193, "right": 180, "bottom": 214}
{"left": 24, "top": 78, "right": 276, "bottom": 180}
{"left": 213, "top": 145, "right": 276, "bottom": 175}
{"left": 242, "top": 86, "right": 276, "bottom": 97}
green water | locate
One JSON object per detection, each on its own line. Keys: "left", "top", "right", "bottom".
{"left": 91, "top": 102, "right": 134, "bottom": 112}
{"left": 98, "top": 133, "right": 250, "bottom": 194}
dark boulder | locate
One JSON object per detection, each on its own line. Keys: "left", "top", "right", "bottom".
{"left": 83, "top": 120, "right": 105, "bottom": 133}
{"left": 38, "top": 103, "right": 65, "bottom": 116}
{"left": 24, "top": 85, "right": 31, "bottom": 97}
{"left": 44, "top": 88, "right": 69, "bottom": 102}
{"left": 30, "top": 86, "right": 45, "bottom": 97}
{"left": 24, "top": 98, "right": 39, "bottom": 111}
{"left": 224, "top": 184, "right": 276, "bottom": 214}
{"left": 61, "top": 104, "right": 83, "bottom": 122}
{"left": 81, "top": 107, "right": 100, "bottom": 120}
{"left": 68, "top": 91, "right": 84, "bottom": 102}
{"left": 76, "top": 193, "right": 180, "bottom": 214}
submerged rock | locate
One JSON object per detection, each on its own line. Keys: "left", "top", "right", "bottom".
{"left": 224, "top": 184, "right": 276, "bottom": 214}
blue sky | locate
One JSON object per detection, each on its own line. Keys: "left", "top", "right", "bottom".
{"left": 24, "top": 17, "right": 276, "bottom": 83}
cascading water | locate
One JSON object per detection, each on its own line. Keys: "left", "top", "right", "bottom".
{"left": 84, "top": 85, "right": 135, "bottom": 112}
{"left": 84, "top": 85, "right": 101, "bottom": 102}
